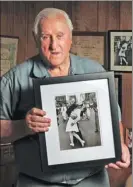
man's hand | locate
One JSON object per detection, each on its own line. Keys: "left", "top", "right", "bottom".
{"left": 105, "top": 143, "right": 130, "bottom": 169}
{"left": 25, "top": 108, "right": 51, "bottom": 133}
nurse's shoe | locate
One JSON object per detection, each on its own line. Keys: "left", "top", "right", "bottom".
{"left": 81, "top": 140, "right": 85, "bottom": 147}
{"left": 70, "top": 143, "right": 74, "bottom": 147}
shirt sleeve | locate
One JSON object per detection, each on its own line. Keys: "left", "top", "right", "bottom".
{"left": 0, "top": 72, "right": 20, "bottom": 120}
{"left": 0, "top": 76, "right": 13, "bottom": 119}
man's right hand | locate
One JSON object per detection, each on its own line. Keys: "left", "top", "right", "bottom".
{"left": 25, "top": 108, "right": 51, "bottom": 133}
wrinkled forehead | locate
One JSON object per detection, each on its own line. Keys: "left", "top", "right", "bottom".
{"left": 38, "top": 14, "right": 69, "bottom": 35}
{"left": 39, "top": 13, "right": 67, "bottom": 27}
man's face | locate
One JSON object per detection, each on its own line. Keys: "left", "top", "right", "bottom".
{"left": 37, "top": 15, "right": 72, "bottom": 67}
{"left": 121, "top": 36, "right": 126, "bottom": 41}
{"left": 70, "top": 98, "right": 76, "bottom": 105}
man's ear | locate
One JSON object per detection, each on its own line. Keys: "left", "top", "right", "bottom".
{"left": 69, "top": 39, "right": 72, "bottom": 53}
{"left": 32, "top": 31, "right": 39, "bottom": 48}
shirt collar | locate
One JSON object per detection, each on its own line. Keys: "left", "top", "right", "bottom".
{"left": 69, "top": 53, "right": 77, "bottom": 75}
{"left": 32, "top": 54, "right": 49, "bottom": 78}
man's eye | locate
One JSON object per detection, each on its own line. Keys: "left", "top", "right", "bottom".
{"left": 57, "top": 34, "right": 64, "bottom": 39}
{"left": 41, "top": 35, "right": 49, "bottom": 40}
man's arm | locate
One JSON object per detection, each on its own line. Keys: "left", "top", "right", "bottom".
{"left": 1, "top": 108, "right": 51, "bottom": 143}
{"left": 1, "top": 119, "right": 34, "bottom": 143}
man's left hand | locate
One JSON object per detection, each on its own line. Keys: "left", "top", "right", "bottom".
{"left": 105, "top": 143, "right": 130, "bottom": 169}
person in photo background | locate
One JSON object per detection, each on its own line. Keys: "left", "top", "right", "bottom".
{"left": 60, "top": 103, "right": 67, "bottom": 121}
{"left": 84, "top": 100, "right": 91, "bottom": 120}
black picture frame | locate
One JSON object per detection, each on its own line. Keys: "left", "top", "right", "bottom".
{"left": 70, "top": 31, "right": 108, "bottom": 70}
{"left": 114, "top": 74, "right": 122, "bottom": 111}
{"left": 33, "top": 72, "right": 122, "bottom": 173}
{"left": 108, "top": 30, "right": 132, "bottom": 72}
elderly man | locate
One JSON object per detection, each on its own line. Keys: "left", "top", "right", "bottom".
{"left": 0, "top": 8, "right": 130, "bottom": 187}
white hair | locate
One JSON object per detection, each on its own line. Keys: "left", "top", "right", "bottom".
{"left": 33, "top": 8, "right": 73, "bottom": 37}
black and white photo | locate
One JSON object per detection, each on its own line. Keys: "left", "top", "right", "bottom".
{"left": 109, "top": 31, "right": 132, "bottom": 72}
{"left": 55, "top": 92, "right": 101, "bottom": 151}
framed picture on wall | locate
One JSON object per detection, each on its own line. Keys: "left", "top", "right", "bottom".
{"left": 70, "top": 32, "right": 108, "bottom": 70}
{"left": 33, "top": 72, "right": 121, "bottom": 173}
{"left": 108, "top": 30, "right": 132, "bottom": 72}
{"left": 0, "top": 35, "right": 19, "bottom": 76}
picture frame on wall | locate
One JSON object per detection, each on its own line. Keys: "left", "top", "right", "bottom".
{"left": 70, "top": 32, "right": 108, "bottom": 70}
{"left": 33, "top": 72, "right": 121, "bottom": 173}
{"left": 108, "top": 30, "right": 132, "bottom": 72}
{"left": 0, "top": 35, "right": 19, "bottom": 76}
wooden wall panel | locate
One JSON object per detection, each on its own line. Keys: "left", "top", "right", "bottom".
{"left": 120, "top": 1, "right": 132, "bottom": 30}
{"left": 72, "top": 1, "right": 98, "bottom": 31}
{"left": 98, "top": 1, "right": 120, "bottom": 31}
{"left": 25, "top": 2, "right": 38, "bottom": 59}
{"left": 13, "top": 2, "right": 28, "bottom": 63}
{"left": 53, "top": 1, "right": 72, "bottom": 19}
{"left": 0, "top": 2, "right": 7, "bottom": 34}
{"left": 122, "top": 73, "right": 132, "bottom": 129}
{"left": 1, "top": 2, "right": 29, "bottom": 63}
{"left": 34, "top": 1, "right": 54, "bottom": 16}
{"left": 1, "top": 2, "right": 14, "bottom": 35}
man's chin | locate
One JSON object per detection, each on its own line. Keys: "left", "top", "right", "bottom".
{"left": 48, "top": 58, "right": 64, "bottom": 67}
{"left": 50, "top": 61, "right": 63, "bottom": 68}
{"left": 40, "top": 54, "right": 60, "bottom": 67}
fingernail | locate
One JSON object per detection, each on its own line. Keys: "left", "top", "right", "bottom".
{"left": 45, "top": 127, "right": 49, "bottom": 132}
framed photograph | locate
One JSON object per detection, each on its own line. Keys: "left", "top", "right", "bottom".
{"left": 108, "top": 30, "right": 132, "bottom": 72}
{"left": 114, "top": 74, "right": 122, "bottom": 110}
{"left": 70, "top": 32, "right": 108, "bottom": 69}
{"left": 33, "top": 72, "right": 122, "bottom": 173}
{"left": 0, "top": 35, "right": 19, "bottom": 76}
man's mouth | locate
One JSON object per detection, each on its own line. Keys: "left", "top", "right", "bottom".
{"left": 51, "top": 52, "right": 60, "bottom": 55}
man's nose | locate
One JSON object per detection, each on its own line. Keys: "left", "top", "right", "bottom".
{"left": 49, "top": 37, "right": 57, "bottom": 50}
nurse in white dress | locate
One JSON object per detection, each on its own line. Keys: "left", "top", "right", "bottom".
{"left": 66, "top": 103, "right": 85, "bottom": 147}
